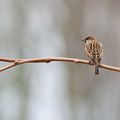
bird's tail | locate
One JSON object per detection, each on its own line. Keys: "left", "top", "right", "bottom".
{"left": 95, "top": 64, "right": 99, "bottom": 75}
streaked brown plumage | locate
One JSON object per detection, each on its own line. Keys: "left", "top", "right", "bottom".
{"left": 82, "top": 35, "right": 103, "bottom": 75}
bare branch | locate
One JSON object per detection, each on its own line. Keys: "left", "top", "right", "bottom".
{"left": 0, "top": 57, "right": 119, "bottom": 72}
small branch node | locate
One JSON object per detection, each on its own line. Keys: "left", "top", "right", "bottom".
{"left": 46, "top": 60, "right": 51, "bottom": 63}
{"left": 14, "top": 60, "right": 22, "bottom": 65}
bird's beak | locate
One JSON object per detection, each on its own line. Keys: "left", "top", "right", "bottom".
{"left": 82, "top": 39, "right": 86, "bottom": 43}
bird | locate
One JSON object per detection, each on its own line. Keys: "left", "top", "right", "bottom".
{"left": 82, "top": 35, "right": 103, "bottom": 75}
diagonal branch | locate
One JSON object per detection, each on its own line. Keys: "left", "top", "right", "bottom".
{"left": 0, "top": 63, "right": 17, "bottom": 72}
{"left": 0, "top": 57, "right": 119, "bottom": 72}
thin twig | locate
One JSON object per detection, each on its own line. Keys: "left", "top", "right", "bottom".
{"left": 0, "top": 57, "right": 119, "bottom": 72}
{"left": 0, "top": 63, "right": 17, "bottom": 72}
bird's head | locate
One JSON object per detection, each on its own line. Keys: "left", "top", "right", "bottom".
{"left": 82, "top": 35, "right": 97, "bottom": 43}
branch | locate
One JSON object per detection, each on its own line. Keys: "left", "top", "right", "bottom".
{"left": 0, "top": 57, "right": 119, "bottom": 72}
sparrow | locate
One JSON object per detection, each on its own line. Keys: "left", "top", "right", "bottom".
{"left": 82, "top": 35, "right": 103, "bottom": 75}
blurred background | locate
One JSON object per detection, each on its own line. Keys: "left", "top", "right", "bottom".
{"left": 0, "top": 0, "right": 120, "bottom": 120}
